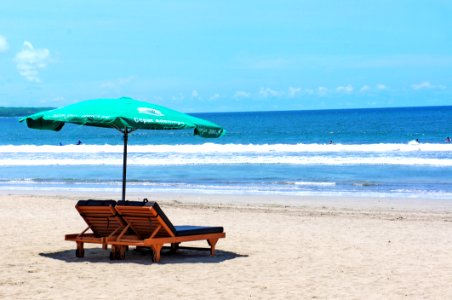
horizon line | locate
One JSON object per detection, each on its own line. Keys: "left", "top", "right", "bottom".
{"left": 0, "top": 104, "right": 451, "bottom": 116}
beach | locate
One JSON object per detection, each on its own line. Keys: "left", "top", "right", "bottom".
{"left": 1, "top": 191, "right": 451, "bottom": 299}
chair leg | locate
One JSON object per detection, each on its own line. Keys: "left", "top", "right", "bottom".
{"left": 207, "top": 238, "right": 219, "bottom": 256}
{"left": 119, "top": 246, "right": 126, "bottom": 260}
{"left": 75, "top": 242, "right": 85, "bottom": 258}
{"left": 110, "top": 245, "right": 117, "bottom": 260}
{"left": 102, "top": 238, "right": 108, "bottom": 250}
{"left": 150, "top": 244, "right": 163, "bottom": 263}
{"left": 170, "top": 243, "right": 180, "bottom": 254}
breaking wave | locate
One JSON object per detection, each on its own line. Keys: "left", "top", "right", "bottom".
{"left": 1, "top": 143, "right": 451, "bottom": 167}
{"left": 1, "top": 142, "right": 451, "bottom": 153}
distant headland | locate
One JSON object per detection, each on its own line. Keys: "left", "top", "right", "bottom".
{"left": 0, "top": 107, "right": 55, "bottom": 117}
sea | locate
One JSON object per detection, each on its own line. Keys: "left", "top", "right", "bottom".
{"left": 1, "top": 106, "right": 452, "bottom": 199}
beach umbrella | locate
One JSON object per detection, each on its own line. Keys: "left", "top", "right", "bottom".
{"left": 19, "top": 97, "right": 225, "bottom": 200}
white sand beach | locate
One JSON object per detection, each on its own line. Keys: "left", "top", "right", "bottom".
{"left": 1, "top": 191, "right": 451, "bottom": 299}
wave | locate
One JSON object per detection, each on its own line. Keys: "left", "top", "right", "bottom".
{"left": 1, "top": 143, "right": 451, "bottom": 167}
{"left": 1, "top": 156, "right": 452, "bottom": 166}
{"left": 1, "top": 142, "right": 452, "bottom": 153}
{"left": 282, "top": 181, "right": 336, "bottom": 186}
{"left": 2, "top": 178, "right": 452, "bottom": 199}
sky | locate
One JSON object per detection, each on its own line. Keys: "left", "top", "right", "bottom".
{"left": 0, "top": 1, "right": 451, "bottom": 112}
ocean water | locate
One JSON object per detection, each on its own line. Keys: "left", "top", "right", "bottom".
{"left": 1, "top": 106, "right": 452, "bottom": 199}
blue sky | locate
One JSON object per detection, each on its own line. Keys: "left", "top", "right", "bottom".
{"left": 0, "top": 1, "right": 451, "bottom": 112}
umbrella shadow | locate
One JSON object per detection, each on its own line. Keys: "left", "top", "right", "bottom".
{"left": 39, "top": 247, "right": 246, "bottom": 265}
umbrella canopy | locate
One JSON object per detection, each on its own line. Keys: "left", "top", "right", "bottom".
{"left": 20, "top": 97, "right": 224, "bottom": 138}
{"left": 19, "top": 97, "right": 225, "bottom": 200}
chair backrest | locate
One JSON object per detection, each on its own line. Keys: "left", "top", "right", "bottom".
{"left": 115, "top": 200, "right": 177, "bottom": 239}
{"left": 76, "top": 200, "right": 125, "bottom": 237}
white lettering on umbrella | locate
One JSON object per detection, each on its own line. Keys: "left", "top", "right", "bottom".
{"left": 133, "top": 117, "right": 183, "bottom": 126}
{"left": 50, "top": 113, "right": 111, "bottom": 120}
{"left": 134, "top": 118, "right": 154, "bottom": 124}
{"left": 137, "top": 107, "right": 164, "bottom": 117}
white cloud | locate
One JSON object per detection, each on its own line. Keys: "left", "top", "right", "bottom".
{"left": 317, "top": 86, "right": 328, "bottom": 96}
{"left": 0, "top": 35, "right": 8, "bottom": 52}
{"left": 288, "top": 87, "right": 301, "bottom": 97}
{"left": 412, "top": 81, "right": 432, "bottom": 90}
{"left": 14, "top": 41, "right": 51, "bottom": 82}
{"left": 376, "top": 83, "right": 387, "bottom": 90}
{"left": 259, "top": 87, "right": 281, "bottom": 98}
{"left": 359, "top": 84, "right": 387, "bottom": 92}
{"left": 336, "top": 84, "right": 354, "bottom": 93}
{"left": 360, "top": 85, "right": 370, "bottom": 92}
{"left": 191, "top": 90, "right": 199, "bottom": 98}
{"left": 234, "top": 91, "right": 251, "bottom": 98}
{"left": 209, "top": 93, "right": 220, "bottom": 100}
{"left": 411, "top": 81, "right": 446, "bottom": 90}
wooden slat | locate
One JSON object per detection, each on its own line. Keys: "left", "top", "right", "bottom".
{"left": 117, "top": 208, "right": 175, "bottom": 238}
{"left": 109, "top": 232, "right": 225, "bottom": 247}
{"left": 116, "top": 207, "right": 157, "bottom": 217}
{"left": 121, "top": 217, "right": 150, "bottom": 222}
{"left": 116, "top": 212, "right": 155, "bottom": 218}
{"left": 77, "top": 208, "right": 114, "bottom": 213}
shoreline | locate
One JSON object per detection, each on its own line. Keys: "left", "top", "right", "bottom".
{"left": 2, "top": 189, "right": 452, "bottom": 213}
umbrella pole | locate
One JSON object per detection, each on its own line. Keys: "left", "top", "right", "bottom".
{"left": 122, "top": 129, "right": 129, "bottom": 201}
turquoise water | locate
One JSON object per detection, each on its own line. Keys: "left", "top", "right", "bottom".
{"left": 1, "top": 106, "right": 452, "bottom": 198}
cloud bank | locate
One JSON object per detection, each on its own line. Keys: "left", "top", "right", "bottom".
{"left": 0, "top": 35, "right": 8, "bottom": 52}
{"left": 234, "top": 91, "right": 251, "bottom": 98}
{"left": 15, "top": 41, "right": 51, "bottom": 82}
{"left": 259, "top": 87, "right": 281, "bottom": 98}
{"left": 411, "top": 81, "right": 445, "bottom": 90}
{"left": 336, "top": 84, "right": 354, "bottom": 93}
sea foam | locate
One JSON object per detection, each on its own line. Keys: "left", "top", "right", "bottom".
{"left": 1, "top": 142, "right": 451, "bottom": 153}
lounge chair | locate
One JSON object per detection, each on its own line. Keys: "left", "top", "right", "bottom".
{"left": 109, "top": 199, "right": 226, "bottom": 262}
{"left": 65, "top": 200, "right": 127, "bottom": 258}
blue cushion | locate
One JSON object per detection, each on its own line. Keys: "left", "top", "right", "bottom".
{"left": 77, "top": 199, "right": 117, "bottom": 207}
{"left": 174, "top": 225, "right": 224, "bottom": 236}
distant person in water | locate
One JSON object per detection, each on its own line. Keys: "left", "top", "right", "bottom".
{"left": 446, "top": 137, "right": 451, "bottom": 143}
{"left": 329, "top": 140, "right": 333, "bottom": 144}
{"left": 59, "top": 142, "right": 63, "bottom": 146}
{"left": 416, "top": 138, "right": 420, "bottom": 143}
{"left": 76, "top": 140, "right": 82, "bottom": 145}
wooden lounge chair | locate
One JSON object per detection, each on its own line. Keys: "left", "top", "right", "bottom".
{"left": 109, "top": 200, "right": 226, "bottom": 262}
{"left": 65, "top": 200, "right": 127, "bottom": 258}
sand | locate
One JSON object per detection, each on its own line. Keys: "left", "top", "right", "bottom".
{"left": 0, "top": 191, "right": 451, "bottom": 299}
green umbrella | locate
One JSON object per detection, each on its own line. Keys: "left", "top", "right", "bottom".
{"left": 19, "top": 97, "right": 225, "bottom": 200}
